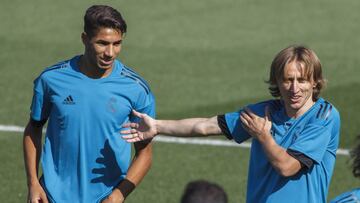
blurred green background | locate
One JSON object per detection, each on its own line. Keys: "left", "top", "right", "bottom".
{"left": 1, "top": 0, "right": 359, "bottom": 202}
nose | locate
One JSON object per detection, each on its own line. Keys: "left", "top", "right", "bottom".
{"left": 290, "top": 80, "right": 298, "bottom": 93}
{"left": 104, "top": 45, "right": 114, "bottom": 58}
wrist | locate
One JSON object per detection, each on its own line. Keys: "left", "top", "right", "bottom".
{"left": 27, "top": 177, "right": 40, "bottom": 187}
{"left": 155, "top": 120, "right": 161, "bottom": 135}
{"left": 116, "top": 178, "right": 136, "bottom": 199}
{"left": 257, "top": 132, "right": 274, "bottom": 145}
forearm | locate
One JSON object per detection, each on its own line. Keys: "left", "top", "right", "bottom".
{"left": 112, "top": 142, "right": 152, "bottom": 200}
{"left": 125, "top": 145, "right": 152, "bottom": 185}
{"left": 23, "top": 123, "right": 43, "bottom": 186}
{"left": 258, "top": 134, "right": 301, "bottom": 177}
{"left": 156, "top": 117, "right": 221, "bottom": 137}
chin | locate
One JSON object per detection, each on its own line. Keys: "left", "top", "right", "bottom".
{"left": 98, "top": 64, "right": 113, "bottom": 70}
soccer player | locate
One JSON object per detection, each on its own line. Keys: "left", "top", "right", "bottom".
{"left": 330, "top": 135, "right": 360, "bottom": 203}
{"left": 23, "top": 5, "right": 155, "bottom": 203}
{"left": 122, "top": 45, "right": 341, "bottom": 203}
{"left": 180, "top": 180, "right": 228, "bottom": 203}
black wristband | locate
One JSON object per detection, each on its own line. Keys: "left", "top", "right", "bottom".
{"left": 118, "top": 179, "right": 136, "bottom": 198}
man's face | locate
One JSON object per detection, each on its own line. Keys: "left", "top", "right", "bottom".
{"left": 83, "top": 27, "right": 123, "bottom": 71}
{"left": 278, "top": 61, "right": 316, "bottom": 117}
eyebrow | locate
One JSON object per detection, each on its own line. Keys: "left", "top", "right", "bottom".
{"left": 96, "top": 39, "right": 122, "bottom": 44}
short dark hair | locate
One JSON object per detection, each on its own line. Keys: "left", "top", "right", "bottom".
{"left": 351, "top": 135, "right": 360, "bottom": 177}
{"left": 84, "top": 5, "right": 127, "bottom": 38}
{"left": 180, "top": 180, "right": 228, "bottom": 203}
{"left": 267, "top": 45, "right": 326, "bottom": 100}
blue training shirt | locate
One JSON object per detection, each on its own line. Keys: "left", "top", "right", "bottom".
{"left": 330, "top": 188, "right": 360, "bottom": 203}
{"left": 30, "top": 56, "right": 155, "bottom": 202}
{"left": 222, "top": 99, "right": 340, "bottom": 203}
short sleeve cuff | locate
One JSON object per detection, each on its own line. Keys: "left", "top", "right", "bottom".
{"left": 287, "top": 149, "right": 314, "bottom": 170}
{"left": 217, "top": 115, "right": 233, "bottom": 140}
{"left": 30, "top": 117, "right": 47, "bottom": 128}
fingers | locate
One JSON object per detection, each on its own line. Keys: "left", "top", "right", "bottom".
{"left": 243, "top": 107, "right": 256, "bottom": 118}
{"left": 29, "top": 196, "right": 48, "bottom": 203}
{"left": 240, "top": 114, "right": 249, "bottom": 129}
{"left": 240, "top": 110, "right": 252, "bottom": 126}
{"left": 29, "top": 198, "right": 40, "bottom": 203}
{"left": 122, "top": 122, "right": 139, "bottom": 129}
{"left": 265, "top": 106, "right": 271, "bottom": 121}
{"left": 121, "top": 128, "right": 138, "bottom": 134}
{"left": 122, "top": 136, "right": 142, "bottom": 143}
{"left": 122, "top": 133, "right": 138, "bottom": 139}
{"left": 41, "top": 194, "right": 49, "bottom": 203}
{"left": 132, "top": 109, "right": 143, "bottom": 118}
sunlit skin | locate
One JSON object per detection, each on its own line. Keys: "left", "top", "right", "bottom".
{"left": 79, "top": 27, "right": 123, "bottom": 78}
{"left": 278, "top": 61, "right": 316, "bottom": 118}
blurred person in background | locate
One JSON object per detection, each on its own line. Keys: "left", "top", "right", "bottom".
{"left": 330, "top": 135, "right": 360, "bottom": 203}
{"left": 122, "top": 45, "right": 340, "bottom": 203}
{"left": 23, "top": 5, "right": 155, "bottom": 203}
{"left": 180, "top": 180, "right": 228, "bottom": 203}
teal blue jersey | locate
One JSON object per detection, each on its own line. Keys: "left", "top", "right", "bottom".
{"left": 30, "top": 56, "right": 155, "bottom": 202}
{"left": 221, "top": 98, "right": 340, "bottom": 203}
{"left": 330, "top": 188, "right": 360, "bottom": 203}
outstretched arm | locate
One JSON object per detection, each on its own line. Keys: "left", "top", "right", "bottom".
{"left": 240, "top": 106, "right": 302, "bottom": 177}
{"left": 121, "top": 110, "right": 222, "bottom": 142}
{"left": 23, "top": 120, "right": 49, "bottom": 203}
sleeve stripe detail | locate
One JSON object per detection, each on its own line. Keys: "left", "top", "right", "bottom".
{"left": 334, "top": 193, "right": 356, "bottom": 202}
{"left": 324, "top": 104, "right": 333, "bottom": 120}
{"left": 217, "top": 115, "right": 233, "bottom": 140}
{"left": 316, "top": 104, "right": 323, "bottom": 118}
{"left": 120, "top": 68, "right": 150, "bottom": 94}
{"left": 39, "top": 60, "right": 70, "bottom": 76}
{"left": 123, "top": 66, "right": 151, "bottom": 88}
{"left": 316, "top": 101, "right": 333, "bottom": 120}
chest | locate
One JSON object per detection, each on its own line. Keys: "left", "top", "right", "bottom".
{"left": 271, "top": 120, "right": 306, "bottom": 148}
{"left": 48, "top": 79, "right": 134, "bottom": 124}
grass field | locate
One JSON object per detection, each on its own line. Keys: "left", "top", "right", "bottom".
{"left": 1, "top": 0, "right": 360, "bottom": 202}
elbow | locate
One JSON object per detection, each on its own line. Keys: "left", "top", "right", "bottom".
{"left": 193, "top": 125, "right": 208, "bottom": 136}
{"left": 275, "top": 163, "right": 300, "bottom": 177}
{"left": 192, "top": 120, "right": 215, "bottom": 136}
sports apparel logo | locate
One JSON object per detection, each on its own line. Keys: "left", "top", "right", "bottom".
{"left": 107, "top": 97, "right": 117, "bottom": 113}
{"left": 63, "top": 95, "right": 75, "bottom": 105}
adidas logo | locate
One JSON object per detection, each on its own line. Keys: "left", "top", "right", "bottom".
{"left": 62, "top": 95, "right": 75, "bottom": 105}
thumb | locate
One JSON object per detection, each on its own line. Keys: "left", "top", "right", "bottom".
{"left": 132, "top": 109, "right": 143, "bottom": 118}
{"left": 265, "top": 106, "right": 271, "bottom": 121}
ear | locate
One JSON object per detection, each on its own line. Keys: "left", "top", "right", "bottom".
{"left": 81, "top": 32, "right": 88, "bottom": 45}
{"left": 313, "top": 81, "right": 317, "bottom": 88}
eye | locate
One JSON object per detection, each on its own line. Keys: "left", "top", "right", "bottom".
{"left": 298, "top": 78, "right": 307, "bottom": 83}
{"left": 96, "top": 40, "right": 109, "bottom": 46}
{"left": 114, "top": 41, "right": 122, "bottom": 47}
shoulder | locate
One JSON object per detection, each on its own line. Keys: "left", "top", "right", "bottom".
{"left": 313, "top": 98, "right": 340, "bottom": 122}
{"left": 36, "top": 57, "right": 75, "bottom": 81}
{"left": 118, "top": 61, "right": 152, "bottom": 95}
{"left": 306, "top": 98, "right": 340, "bottom": 129}
{"left": 247, "top": 99, "right": 281, "bottom": 115}
{"left": 330, "top": 188, "right": 360, "bottom": 203}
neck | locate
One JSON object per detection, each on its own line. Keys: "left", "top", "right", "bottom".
{"left": 285, "top": 100, "right": 315, "bottom": 119}
{"left": 78, "top": 55, "right": 113, "bottom": 79}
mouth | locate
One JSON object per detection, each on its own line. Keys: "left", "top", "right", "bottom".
{"left": 289, "top": 95, "right": 301, "bottom": 103}
{"left": 99, "top": 58, "right": 114, "bottom": 66}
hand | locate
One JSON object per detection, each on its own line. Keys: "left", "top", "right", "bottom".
{"left": 27, "top": 182, "right": 48, "bottom": 203}
{"left": 121, "top": 110, "right": 157, "bottom": 142}
{"left": 240, "top": 106, "right": 272, "bottom": 141}
{"left": 101, "top": 189, "right": 124, "bottom": 203}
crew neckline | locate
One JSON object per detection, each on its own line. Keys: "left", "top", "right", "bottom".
{"left": 70, "top": 55, "right": 118, "bottom": 81}
{"left": 281, "top": 98, "right": 323, "bottom": 123}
